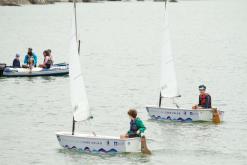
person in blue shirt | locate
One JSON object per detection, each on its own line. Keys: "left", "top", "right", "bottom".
{"left": 23, "top": 48, "right": 38, "bottom": 67}
{"left": 12, "top": 54, "right": 21, "bottom": 68}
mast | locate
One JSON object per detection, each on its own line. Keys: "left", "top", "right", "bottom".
{"left": 73, "top": 0, "right": 81, "bottom": 55}
{"left": 72, "top": 117, "right": 75, "bottom": 135}
{"left": 159, "top": 0, "right": 168, "bottom": 107}
{"left": 73, "top": 0, "right": 78, "bottom": 42}
{"left": 72, "top": 0, "right": 78, "bottom": 135}
{"left": 159, "top": 92, "right": 162, "bottom": 107}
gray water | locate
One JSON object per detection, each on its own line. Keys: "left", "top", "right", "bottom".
{"left": 0, "top": 0, "right": 247, "bottom": 164}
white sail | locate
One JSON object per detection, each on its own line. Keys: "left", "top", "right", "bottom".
{"left": 69, "top": 11, "right": 90, "bottom": 122}
{"left": 160, "top": 13, "right": 179, "bottom": 98}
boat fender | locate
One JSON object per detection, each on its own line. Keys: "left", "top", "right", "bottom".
{"left": 212, "top": 108, "right": 221, "bottom": 124}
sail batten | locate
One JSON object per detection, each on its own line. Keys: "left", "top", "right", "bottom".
{"left": 160, "top": 12, "right": 179, "bottom": 98}
{"left": 69, "top": 6, "right": 91, "bottom": 122}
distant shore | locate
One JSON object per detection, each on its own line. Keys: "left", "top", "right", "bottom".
{"left": 0, "top": 0, "right": 177, "bottom": 6}
{"left": 0, "top": 0, "right": 58, "bottom": 6}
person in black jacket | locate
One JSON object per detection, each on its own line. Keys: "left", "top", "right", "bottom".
{"left": 192, "top": 85, "right": 212, "bottom": 109}
{"left": 13, "top": 54, "right": 21, "bottom": 68}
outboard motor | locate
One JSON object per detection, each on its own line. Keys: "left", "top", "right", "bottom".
{"left": 0, "top": 63, "right": 6, "bottom": 76}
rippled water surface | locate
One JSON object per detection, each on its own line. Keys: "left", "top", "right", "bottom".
{"left": 0, "top": 0, "right": 247, "bottom": 164}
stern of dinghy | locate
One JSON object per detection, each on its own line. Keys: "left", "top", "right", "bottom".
{"left": 123, "top": 138, "right": 141, "bottom": 153}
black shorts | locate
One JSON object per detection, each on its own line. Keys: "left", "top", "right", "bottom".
{"left": 128, "top": 134, "right": 139, "bottom": 138}
{"left": 45, "top": 64, "right": 51, "bottom": 69}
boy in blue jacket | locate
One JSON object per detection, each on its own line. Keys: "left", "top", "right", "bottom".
{"left": 23, "top": 48, "right": 38, "bottom": 67}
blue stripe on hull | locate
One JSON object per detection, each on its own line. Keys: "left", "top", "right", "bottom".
{"left": 3, "top": 71, "right": 69, "bottom": 77}
{"left": 63, "top": 145, "right": 118, "bottom": 153}
{"left": 151, "top": 115, "right": 193, "bottom": 122}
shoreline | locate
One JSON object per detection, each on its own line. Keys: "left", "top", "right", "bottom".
{"left": 0, "top": 0, "right": 66, "bottom": 6}
{"left": 0, "top": 0, "right": 176, "bottom": 6}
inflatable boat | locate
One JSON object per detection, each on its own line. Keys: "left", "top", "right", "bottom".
{"left": 0, "top": 63, "right": 69, "bottom": 77}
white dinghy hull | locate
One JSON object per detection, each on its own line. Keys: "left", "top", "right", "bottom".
{"left": 146, "top": 106, "right": 224, "bottom": 122}
{"left": 56, "top": 132, "right": 141, "bottom": 153}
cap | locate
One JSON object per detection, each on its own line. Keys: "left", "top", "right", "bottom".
{"left": 199, "top": 85, "right": 206, "bottom": 90}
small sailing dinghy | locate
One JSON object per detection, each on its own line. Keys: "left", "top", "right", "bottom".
{"left": 146, "top": 1, "right": 224, "bottom": 123}
{"left": 56, "top": 1, "right": 148, "bottom": 153}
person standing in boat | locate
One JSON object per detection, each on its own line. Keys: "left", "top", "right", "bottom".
{"left": 121, "top": 109, "right": 146, "bottom": 139}
{"left": 193, "top": 85, "right": 212, "bottom": 109}
{"left": 23, "top": 48, "right": 38, "bottom": 68}
{"left": 39, "top": 50, "right": 52, "bottom": 69}
{"left": 12, "top": 53, "right": 21, "bottom": 68}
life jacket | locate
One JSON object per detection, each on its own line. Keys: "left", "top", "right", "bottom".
{"left": 13, "top": 59, "right": 20, "bottom": 68}
{"left": 46, "top": 57, "right": 53, "bottom": 65}
{"left": 130, "top": 119, "right": 138, "bottom": 134}
{"left": 199, "top": 93, "right": 211, "bottom": 108}
{"left": 44, "top": 56, "right": 52, "bottom": 68}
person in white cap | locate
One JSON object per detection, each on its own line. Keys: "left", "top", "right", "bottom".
{"left": 12, "top": 53, "right": 21, "bottom": 68}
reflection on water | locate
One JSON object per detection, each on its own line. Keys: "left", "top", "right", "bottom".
{"left": 57, "top": 148, "right": 151, "bottom": 164}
